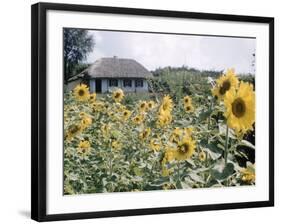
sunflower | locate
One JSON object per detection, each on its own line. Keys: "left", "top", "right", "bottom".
{"left": 163, "top": 147, "right": 176, "bottom": 163}
{"left": 132, "top": 114, "right": 144, "bottom": 125}
{"left": 160, "top": 95, "right": 173, "bottom": 112}
{"left": 149, "top": 138, "right": 161, "bottom": 152}
{"left": 169, "top": 127, "right": 193, "bottom": 144}
{"left": 240, "top": 163, "right": 255, "bottom": 184}
{"left": 147, "top": 100, "right": 156, "bottom": 110}
{"left": 89, "top": 93, "right": 97, "bottom": 102}
{"left": 224, "top": 81, "right": 255, "bottom": 134}
{"left": 157, "top": 110, "right": 172, "bottom": 127}
{"left": 139, "top": 101, "right": 148, "bottom": 112}
{"left": 122, "top": 109, "right": 132, "bottom": 120}
{"left": 139, "top": 128, "right": 151, "bottom": 140}
{"left": 77, "top": 140, "right": 91, "bottom": 157}
{"left": 73, "top": 84, "right": 90, "bottom": 101}
{"left": 111, "top": 140, "right": 122, "bottom": 151}
{"left": 92, "top": 101, "right": 105, "bottom": 112}
{"left": 199, "top": 151, "right": 206, "bottom": 162}
{"left": 80, "top": 114, "right": 92, "bottom": 129}
{"left": 169, "top": 127, "right": 182, "bottom": 144}
{"left": 183, "top": 96, "right": 192, "bottom": 106}
{"left": 184, "top": 104, "right": 194, "bottom": 113}
{"left": 212, "top": 69, "right": 239, "bottom": 100}
{"left": 101, "top": 123, "right": 111, "bottom": 137}
{"left": 175, "top": 137, "right": 196, "bottom": 161}
{"left": 112, "top": 88, "right": 124, "bottom": 103}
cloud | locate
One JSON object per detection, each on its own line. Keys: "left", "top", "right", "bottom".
{"left": 86, "top": 30, "right": 255, "bottom": 74}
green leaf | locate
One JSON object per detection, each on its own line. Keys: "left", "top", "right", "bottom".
{"left": 219, "top": 124, "right": 236, "bottom": 139}
{"left": 199, "top": 109, "right": 212, "bottom": 121}
{"left": 188, "top": 172, "right": 205, "bottom": 183}
{"left": 239, "top": 140, "right": 255, "bottom": 150}
{"left": 211, "top": 163, "right": 234, "bottom": 180}
{"left": 200, "top": 139, "right": 223, "bottom": 160}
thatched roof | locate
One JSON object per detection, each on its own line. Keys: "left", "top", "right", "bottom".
{"left": 69, "top": 57, "right": 153, "bottom": 81}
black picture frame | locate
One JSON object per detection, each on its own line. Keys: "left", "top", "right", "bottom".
{"left": 31, "top": 2, "right": 274, "bottom": 222}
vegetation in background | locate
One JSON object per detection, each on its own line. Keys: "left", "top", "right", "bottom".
{"left": 63, "top": 28, "right": 95, "bottom": 83}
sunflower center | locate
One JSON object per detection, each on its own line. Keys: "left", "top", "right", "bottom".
{"left": 78, "top": 89, "right": 85, "bottom": 96}
{"left": 232, "top": 97, "right": 246, "bottom": 118}
{"left": 219, "top": 80, "right": 231, "bottom": 95}
{"left": 179, "top": 143, "right": 189, "bottom": 154}
{"left": 115, "top": 92, "right": 120, "bottom": 98}
{"left": 186, "top": 106, "right": 191, "bottom": 111}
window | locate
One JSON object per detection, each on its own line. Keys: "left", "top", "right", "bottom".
{"left": 135, "top": 79, "right": 143, "bottom": 87}
{"left": 109, "top": 79, "right": 118, "bottom": 87}
{"left": 123, "top": 79, "right": 132, "bottom": 87}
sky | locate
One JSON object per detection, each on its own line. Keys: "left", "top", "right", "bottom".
{"left": 85, "top": 30, "right": 256, "bottom": 74}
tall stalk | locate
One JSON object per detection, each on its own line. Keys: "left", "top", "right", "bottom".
{"left": 224, "top": 125, "right": 229, "bottom": 165}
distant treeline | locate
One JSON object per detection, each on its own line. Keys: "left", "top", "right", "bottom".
{"left": 151, "top": 66, "right": 223, "bottom": 78}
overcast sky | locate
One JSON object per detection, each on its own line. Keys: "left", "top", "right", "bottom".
{"left": 85, "top": 30, "right": 256, "bottom": 74}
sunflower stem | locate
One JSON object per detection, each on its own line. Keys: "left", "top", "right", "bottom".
{"left": 224, "top": 125, "right": 229, "bottom": 165}
{"left": 177, "top": 161, "right": 181, "bottom": 183}
{"left": 207, "top": 99, "right": 213, "bottom": 131}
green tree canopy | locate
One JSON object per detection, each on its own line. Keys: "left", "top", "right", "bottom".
{"left": 64, "top": 28, "right": 94, "bottom": 83}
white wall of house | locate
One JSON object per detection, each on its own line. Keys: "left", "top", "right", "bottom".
{"left": 89, "top": 79, "right": 95, "bottom": 93}
{"left": 136, "top": 80, "right": 149, "bottom": 92}
{"left": 88, "top": 78, "right": 149, "bottom": 93}
{"left": 101, "top": 79, "right": 108, "bottom": 93}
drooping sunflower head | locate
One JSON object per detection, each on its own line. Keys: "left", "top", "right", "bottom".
{"left": 112, "top": 88, "right": 124, "bottom": 102}
{"left": 149, "top": 138, "right": 161, "bottom": 152}
{"left": 80, "top": 114, "right": 92, "bottom": 129}
{"left": 160, "top": 95, "right": 173, "bottom": 113}
{"left": 139, "top": 128, "right": 151, "bottom": 140}
{"left": 101, "top": 123, "right": 111, "bottom": 137}
{"left": 224, "top": 81, "right": 255, "bottom": 134}
{"left": 169, "top": 127, "right": 182, "bottom": 144}
{"left": 65, "top": 124, "right": 81, "bottom": 140}
{"left": 73, "top": 84, "right": 90, "bottom": 101}
{"left": 212, "top": 69, "right": 239, "bottom": 100}
{"left": 89, "top": 93, "right": 97, "bottom": 102}
{"left": 77, "top": 140, "right": 91, "bottom": 157}
{"left": 175, "top": 137, "right": 196, "bottom": 161}
{"left": 92, "top": 101, "right": 105, "bottom": 112}
{"left": 157, "top": 110, "right": 172, "bottom": 127}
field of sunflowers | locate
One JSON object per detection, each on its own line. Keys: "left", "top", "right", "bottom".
{"left": 63, "top": 69, "right": 255, "bottom": 195}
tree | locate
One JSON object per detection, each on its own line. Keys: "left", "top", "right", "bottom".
{"left": 63, "top": 28, "right": 95, "bottom": 83}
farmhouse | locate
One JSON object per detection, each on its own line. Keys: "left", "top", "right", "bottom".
{"left": 67, "top": 56, "right": 153, "bottom": 93}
